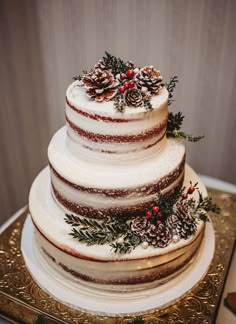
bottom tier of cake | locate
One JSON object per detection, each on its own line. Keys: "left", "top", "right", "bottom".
{"left": 28, "top": 165, "right": 208, "bottom": 293}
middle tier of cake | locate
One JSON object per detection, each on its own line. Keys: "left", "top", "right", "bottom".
{"left": 48, "top": 127, "right": 186, "bottom": 219}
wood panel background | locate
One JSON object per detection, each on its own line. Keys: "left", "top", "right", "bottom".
{"left": 0, "top": 0, "right": 236, "bottom": 225}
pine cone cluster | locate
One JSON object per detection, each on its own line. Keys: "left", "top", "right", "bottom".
{"left": 131, "top": 218, "right": 172, "bottom": 248}
{"left": 125, "top": 88, "right": 144, "bottom": 107}
{"left": 82, "top": 69, "right": 119, "bottom": 102}
{"left": 135, "top": 66, "right": 163, "bottom": 94}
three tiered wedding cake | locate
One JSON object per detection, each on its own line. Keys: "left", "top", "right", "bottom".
{"left": 28, "top": 53, "right": 217, "bottom": 294}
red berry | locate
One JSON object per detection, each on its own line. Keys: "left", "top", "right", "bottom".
{"left": 126, "top": 69, "right": 135, "bottom": 77}
{"left": 157, "top": 220, "right": 162, "bottom": 225}
{"left": 124, "top": 83, "right": 129, "bottom": 90}
{"left": 128, "top": 81, "right": 135, "bottom": 88}
{"left": 119, "top": 86, "right": 125, "bottom": 93}
{"left": 120, "top": 74, "right": 126, "bottom": 80}
{"left": 152, "top": 206, "right": 159, "bottom": 213}
{"left": 188, "top": 186, "right": 195, "bottom": 194}
{"left": 182, "top": 193, "right": 188, "bottom": 200}
{"left": 157, "top": 212, "right": 163, "bottom": 218}
{"left": 145, "top": 211, "right": 152, "bottom": 219}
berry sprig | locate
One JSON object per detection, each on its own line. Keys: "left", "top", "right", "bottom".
{"left": 118, "top": 68, "right": 139, "bottom": 93}
{"left": 145, "top": 205, "right": 163, "bottom": 226}
{"left": 182, "top": 181, "right": 198, "bottom": 200}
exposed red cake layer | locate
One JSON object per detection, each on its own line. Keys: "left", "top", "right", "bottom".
{"left": 66, "top": 96, "right": 140, "bottom": 123}
{"left": 81, "top": 132, "right": 166, "bottom": 154}
{"left": 51, "top": 175, "right": 184, "bottom": 219}
{"left": 41, "top": 247, "right": 197, "bottom": 285}
{"left": 66, "top": 115, "right": 168, "bottom": 143}
{"left": 50, "top": 154, "right": 185, "bottom": 198}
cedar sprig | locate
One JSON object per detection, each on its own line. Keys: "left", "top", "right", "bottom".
{"left": 65, "top": 214, "right": 129, "bottom": 245}
{"left": 110, "top": 241, "right": 134, "bottom": 254}
{"left": 166, "top": 76, "right": 178, "bottom": 105}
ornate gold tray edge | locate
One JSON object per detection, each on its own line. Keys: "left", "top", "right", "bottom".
{"left": 0, "top": 188, "right": 236, "bottom": 323}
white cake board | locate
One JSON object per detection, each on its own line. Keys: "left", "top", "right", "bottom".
{"left": 21, "top": 215, "right": 215, "bottom": 316}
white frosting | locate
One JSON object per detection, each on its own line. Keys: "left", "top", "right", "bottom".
{"left": 50, "top": 169, "right": 184, "bottom": 210}
{"left": 48, "top": 127, "right": 185, "bottom": 189}
{"left": 29, "top": 165, "right": 207, "bottom": 262}
{"left": 66, "top": 81, "right": 169, "bottom": 116}
{"left": 35, "top": 226, "right": 203, "bottom": 291}
{"left": 65, "top": 81, "right": 168, "bottom": 155}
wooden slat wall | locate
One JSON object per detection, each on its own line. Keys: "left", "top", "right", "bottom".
{"left": 0, "top": 0, "right": 236, "bottom": 224}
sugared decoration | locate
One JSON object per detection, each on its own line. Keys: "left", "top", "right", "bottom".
{"left": 172, "top": 234, "right": 180, "bottom": 243}
{"left": 135, "top": 66, "right": 163, "bottom": 94}
{"left": 125, "top": 88, "right": 144, "bottom": 107}
{"left": 142, "top": 241, "right": 149, "bottom": 249}
{"left": 82, "top": 69, "right": 119, "bottom": 102}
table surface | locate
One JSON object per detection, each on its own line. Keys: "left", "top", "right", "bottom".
{"left": 0, "top": 175, "right": 236, "bottom": 324}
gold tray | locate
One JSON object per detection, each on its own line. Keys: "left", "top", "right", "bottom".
{"left": 0, "top": 188, "right": 235, "bottom": 324}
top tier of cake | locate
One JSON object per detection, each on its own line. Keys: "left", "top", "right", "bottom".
{"left": 66, "top": 80, "right": 169, "bottom": 161}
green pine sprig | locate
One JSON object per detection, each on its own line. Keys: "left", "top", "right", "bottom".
{"left": 166, "top": 76, "right": 178, "bottom": 105}
{"left": 65, "top": 214, "right": 130, "bottom": 246}
{"left": 167, "top": 130, "right": 204, "bottom": 142}
{"left": 167, "top": 111, "right": 184, "bottom": 132}
{"left": 194, "top": 191, "right": 221, "bottom": 221}
{"left": 110, "top": 241, "right": 134, "bottom": 254}
{"left": 102, "top": 51, "right": 128, "bottom": 76}
{"left": 167, "top": 112, "right": 204, "bottom": 142}
{"left": 65, "top": 214, "right": 125, "bottom": 245}
{"left": 110, "top": 232, "right": 142, "bottom": 254}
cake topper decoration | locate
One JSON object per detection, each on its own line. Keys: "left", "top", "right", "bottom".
{"left": 73, "top": 52, "right": 162, "bottom": 111}
{"left": 73, "top": 52, "right": 204, "bottom": 142}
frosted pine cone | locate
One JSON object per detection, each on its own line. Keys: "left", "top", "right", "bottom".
{"left": 166, "top": 214, "right": 183, "bottom": 236}
{"left": 125, "top": 88, "right": 144, "bottom": 107}
{"left": 145, "top": 224, "right": 158, "bottom": 245}
{"left": 135, "top": 66, "right": 163, "bottom": 94}
{"left": 130, "top": 217, "right": 149, "bottom": 237}
{"left": 174, "top": 201, "right": 197, "bottom": 239}
{"left": 155, "top": 224, "right": 172, "bottom": 248}
{"left": 125, "top": 61, "right": 135, "bottom": 70}
{"left": 94, "top": 59, "right": 107, "bottom": 70}
{"left": 82, "top": 69, "right": 119, "bottom": 102}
